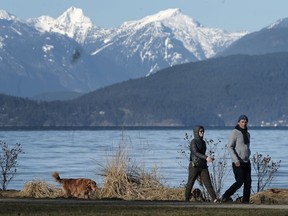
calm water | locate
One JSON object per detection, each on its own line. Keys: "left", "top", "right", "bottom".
{"left": 0, "top": 128, "right": 287, "bottom": 194}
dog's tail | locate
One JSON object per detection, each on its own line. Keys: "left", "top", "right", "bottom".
{"left": 52, "top": 171, "right": 63, "bottom": 184}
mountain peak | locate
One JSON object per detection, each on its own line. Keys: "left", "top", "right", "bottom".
{"left": 30, "top": 6, "right": 94, "bottom": 43}
{"left": 58, "top": 6, "right": 93, "bottom": 26}
{"left": 54, "top": 6, "right": 94, "bottom": 42}
{"left": 0, "top": 9, "right": 17, "bottom": 21}
{"left": 150, "top": 8, "right": 182, "bottom": 20}
{"left": 121, "top": 8, "right": 201, "bottom": 29}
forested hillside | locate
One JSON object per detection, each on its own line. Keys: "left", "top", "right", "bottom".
{"left": 1, "top": 52, "right": 288, "bottom": 127}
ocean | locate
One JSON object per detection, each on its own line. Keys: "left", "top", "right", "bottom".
{"left": 0, "top": 128, "right": 286, "bottom": 195}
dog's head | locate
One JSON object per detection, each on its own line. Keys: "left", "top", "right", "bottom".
{"left": 87, "top": 180, "right": 97, "bottom": 191}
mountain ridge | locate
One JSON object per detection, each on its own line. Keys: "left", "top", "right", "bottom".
{"left": 0, "top": 52, "right": 288, "bottom": 127}
{"left": 30, "top": 7, "right": 247, "bottom": 76}
{"left": 2, "top": 7, "right": 288, "bottom": 100}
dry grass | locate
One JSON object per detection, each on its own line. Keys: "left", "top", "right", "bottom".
{"left": 250, "top": 188, "right": 288, "bottom": 204}
{"left": 14, "top": 175, "right": 184, "bottom": 201}
{"left": 19, "top": 179, "right": 62, "bottom": 198}
{"left": 94, "top": 144, "right": 183, "bottom": 200}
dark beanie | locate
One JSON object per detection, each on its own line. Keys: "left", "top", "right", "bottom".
{"left": 238, "top": 115, "right": 248, "bottom": 122}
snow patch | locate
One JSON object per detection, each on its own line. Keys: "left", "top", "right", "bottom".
{"left": 0, "top": 10, "right": 17, "bottom": 20}
{"left": 11, "top": 27, "right": 22, "bottom": 35}
{"left": 42, "top": 44, "right": 54, "bottom": 53}
{"left": 0, "top": 37, "right": 4, "bottom": 49}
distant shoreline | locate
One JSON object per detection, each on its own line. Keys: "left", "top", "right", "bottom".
{"left": 0, "top": 126, "right": 288, "bottom": 131}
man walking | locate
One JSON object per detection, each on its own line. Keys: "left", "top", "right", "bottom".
{"left": 222, "top": 115, "right": 252, "bottom": 204}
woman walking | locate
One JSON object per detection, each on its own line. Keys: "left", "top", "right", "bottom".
{"left": 185, "top": 125, "right": 219, "bottom": 202}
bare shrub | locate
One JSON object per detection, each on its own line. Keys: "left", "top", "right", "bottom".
{"left": 0, "top": 140, "right": 24, "bottom": 190}
{"left": 252, "top": 152, "right": 281, "bottom": 193}
{"left": 205, "top": 138, "right": 229, "bottom": 198}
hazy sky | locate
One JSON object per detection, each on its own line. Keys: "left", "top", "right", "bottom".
{"left": 1, "top": 0, "right": 287, "bottom": 32}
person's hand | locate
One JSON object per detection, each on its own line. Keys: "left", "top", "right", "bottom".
{"left": 206, "top": 156, "right": 214, "bottom": 163}
{"left": 234, "top": 161, "right": 241, "bottom": 167}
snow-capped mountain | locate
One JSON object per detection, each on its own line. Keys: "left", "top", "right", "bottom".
{"left": 217, "top": 17, "right": 288, "bottom": 57}
{"left": 31, "top": 7, "right": 247, "bottom": 77}
{"left": 28, "top": 7, "right": 97, "bottom": 44}
{"left": 0, "top": 9, "right": 127, "bottom": 97}
{"left": 0, "top": 7, "right": 249, "bottom": 98}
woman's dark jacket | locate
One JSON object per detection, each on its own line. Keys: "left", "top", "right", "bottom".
{"left": 189, "top": 125, "right": 208, "bottom": 168}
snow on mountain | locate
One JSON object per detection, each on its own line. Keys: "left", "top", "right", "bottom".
{"left": 29, "top": 7, "right": 247, "bottom": 76}
{"left": 89, "top": 8, "right": 247, "bottom": 76}
{"left": 28, "top": 7, "right": 94, "bottom": 43}
{"left": 0, "top": 16, "right": 91, "bottom": 96}
{"left": 0, "top": 7, "right": 250, "bottom": 98}
{"left": 119, "top": 8, "right": 246, "bottom": 58}
{"left": 217, "top": 15, "right": 288, "bottom": 58}
{"left": 0, "top": 9, "right": 17, "bottom": 20}
{"left": 267, "top": 17, "right": 288, "bottom": 29}
{"left": 0, "top": 10, "right": 127, "bottom": 97}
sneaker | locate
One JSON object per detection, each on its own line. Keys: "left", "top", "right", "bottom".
{"left": 222, "top": 196, "right": 234, "bottom": 203}
{"left": 213, "top": 199, "right": 221, "bottom": 203}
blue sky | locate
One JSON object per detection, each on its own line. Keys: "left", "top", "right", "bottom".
{"left": 1, "top": 0, "right": 287, "bottom": 32}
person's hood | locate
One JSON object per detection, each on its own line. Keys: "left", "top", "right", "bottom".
{"left": 193, "top": 125, "right": 204, "bottom": 140}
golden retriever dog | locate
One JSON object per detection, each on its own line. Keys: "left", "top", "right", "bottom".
{"left": 52, "top": 171, "right": 97, "bottom": 199}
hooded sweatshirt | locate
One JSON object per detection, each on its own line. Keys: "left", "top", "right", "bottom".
{"left": 189, "top": 125, "right": 208, "bottom": 168}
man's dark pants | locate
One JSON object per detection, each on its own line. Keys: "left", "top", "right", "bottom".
{"left": 222, "top": 161, "right": 252, "bottom": 203}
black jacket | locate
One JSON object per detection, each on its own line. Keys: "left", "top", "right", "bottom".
{"left": 189, "top": 125, "right": 208, "bottom": 168}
